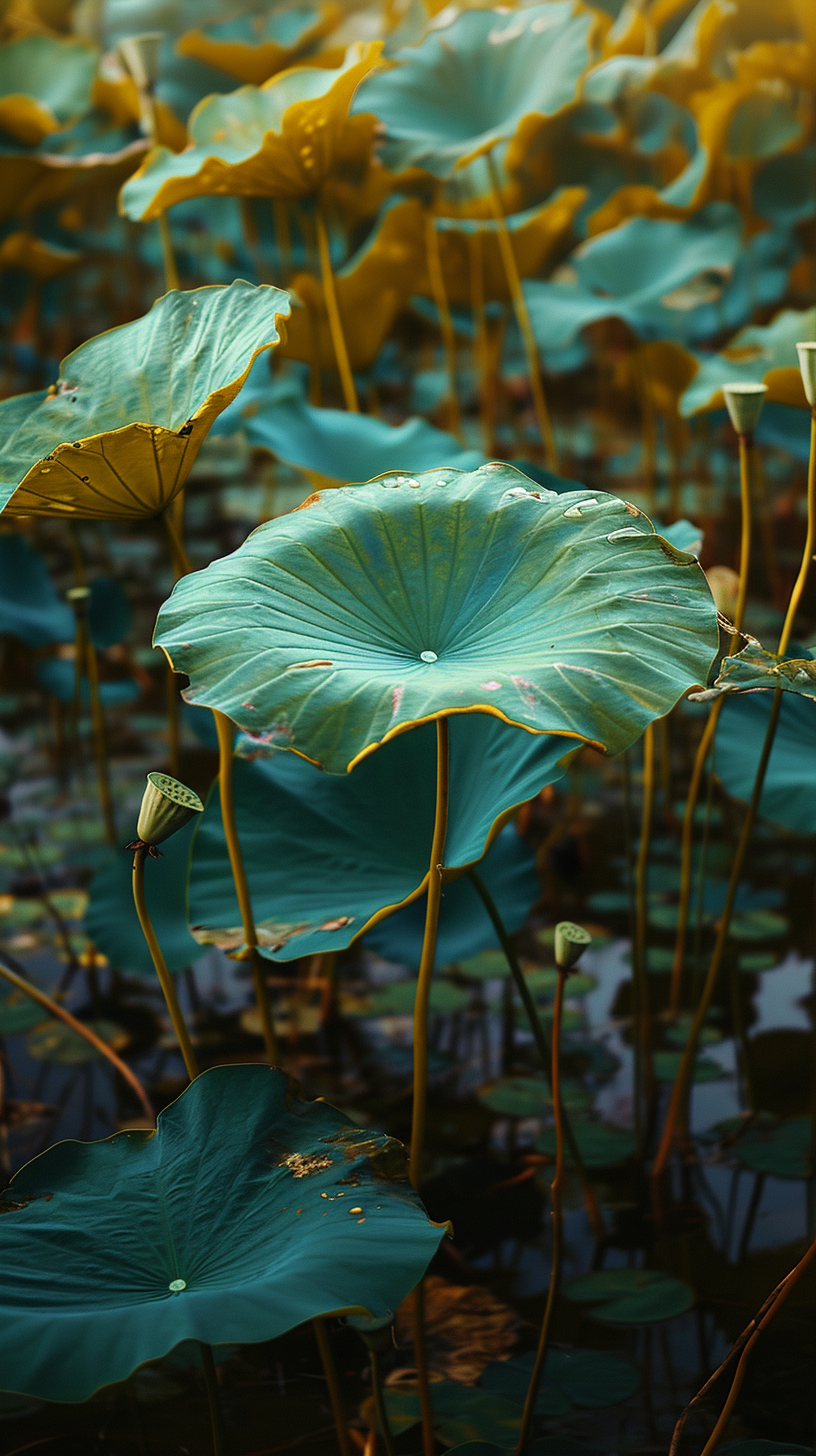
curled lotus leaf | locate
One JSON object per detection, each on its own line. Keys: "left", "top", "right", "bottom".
{"left": 0, "top": 1064, "right": 445, "bottom": 1402}
{"left": 154, "top": 463, "right": 718, "bottom": 775}
{"left": 189, "top": 716, "right": 569, "bottom": 961}
{"left": 0, "top": 281, "right": 290, "bottom": 520}
{"left": 0, "top": 35, "right": 98, "bottom": 146}
{"left": 176, "top": 5, "right": 342, "bottom": 85}
{"left": 119, "top": 44, "right": 383, "bottom": 220}
{"left": 351, "top": 4, "right": 595, "bottom": 179}
{"left": 692, "top": 640, "right": 816, "bottom": 702}
{"left": 715, "top": 687, "right": 816, "bottom": 836}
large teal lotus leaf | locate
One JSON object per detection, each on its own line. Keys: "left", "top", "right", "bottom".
{"left": 85, "top": 818, "right": 207, "bottom": 978}
{"left": 524, "top": 206, "right": 796, "bottom": 353}
{"left": 364, "top": 823, "right": 537, "bottom": 968}
{"left": 715, "top": 690, "right": 816, "bottom": 836}
{"left": 351, "top": 3, "right": 594, "bottom": 179}
{"left": 0, "top": 36, "right": 98, "bottom": 145}
{"left": 214, "top": 361, "right": 484, "bottom": 481}
{"left": 189, "top": 716, "right": 570, "bottom": 960}
{"left": 0, "top": 1063, "right": 444, "bottom": 1402}
{"left": 155, "top": 464, "right": 718, "bottom": 775}
{"left": 0, "top": 534, "right": 73, "bottom": 646}
{"left": 680, "top": 306, "right": 816, "bottom": 416}
{"left": 0, "top": 281, "right": 290, "bottom": 520}
{"left": 756, "top": 403, "right": 812, "bottom": 464}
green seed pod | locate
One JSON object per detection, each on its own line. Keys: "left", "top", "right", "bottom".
{"left": 722, "top": 382, "right": 766, "bottom": 436}
{"left": 136, "top": 772, "right": 203, "bottom": 847}
{"left": 554, "top": 921, "right": 592, "bottom": 971}
{"left": 797, "top": 342, "right": 816, "bottom": 408}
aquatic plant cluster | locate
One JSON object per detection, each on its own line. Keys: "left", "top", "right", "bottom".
{"left": 0, "top": 0, "right": 814, "bottom": 1453}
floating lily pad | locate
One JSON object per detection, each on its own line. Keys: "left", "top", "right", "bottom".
{"left": 479, "top": 1347, "right": 639, "bottom": 1412}
{"left": 352, "top": 979, "right": 470, "bottom": 1018}
{"left": 586, "top": 890, "right": 629, "bottom": 914}
{"left": 715, "top": 690, "right": 816, "bottom": 836}
{"left": 25, "top": 1019, "right": 129, "bottom": 1065}
{"left": 382, "top": 1383, "right": 523, "bottom": 1445}
{"left": 653, "top": 1051, "right": 725, "bottom": 1083}
{"left": 734, "top": 1116, "right": 812, "bottom": 1180}
{"left": 564, "top": 1268, "right": 694, "bottom": 1324}
{"left": 0, "top": 987, "right": 47, "bottom": 1037}
{"left": 728, "top": 909, "right": 788, "bottom": 941}
{"left": 155, "top": 465, "right": 718, "bottom": 775}
{"left": 0, "top": 1065, "right": 445, "bottom": 1401}
{"left": 664, "top": 1016, "right": 722, "bottom": 1048}
{"left": 477, "top": 1077, "right": 590, "bottom": 1118}
{"left": 535, "top": 1120, "right": 636, "bottom": 1169}
{"left": 738, "top": 951, "right": 780, "bottom": 973}
{"left": 458, "top": 951, "right": 510, "bottom": 980}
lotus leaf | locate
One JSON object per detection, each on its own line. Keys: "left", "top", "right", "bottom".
{"left": 0, "top": 987, "right": 47, "bottom": 1037}
{"left": 653, "top": 1050, "right": 725, "bottom": 1083}
{"left": 0, "top": 534, "right": 73, "bottom": 646}
{"left": 26, "top": 1018, "right": 129, "bottom": 1065}
{"left": 564, "top": 1268, "right": 694, "bottom": 1323}
{"left": 728, "top": 909, "right": 788, "bottom": 941}
{"left": 697, "top": 641, "right": 816, "bottom": 701}
{"left": 715, "top": 691, "right": 816, "bottom": 836}
{"left": 680, "top": 307, "right": 815, "bottom": 416}
{"left": 357, "top": 979, "right": 470, "bottom": 1018}
{"left": 477, "top": 1077, "right": 591, "bottom": 1118}
{"left": 382, "top": 1383, "right": 523, "bottom": 1446}
{"left": 352, "top": 5, "right": 594, "bottom": 179}
{"left": 119, "top": 45, "right": 383, "bottom": 220}
{"left": 85, "top": 818, "right": 208, "bottom": 979}
{"left": 739, "top": 952, "right": 779, "bottom": 973}
{"left": 0, "top": 136, "right": 148, "bottom": 228}
{"left": 34, "top": 659, "right": 140, "bottom": 708}
{"left": 432, "top": 191, "right": 588, "bottom": 309}
{"left": 535, "top": 1119, "right": 636, "bottom": 1168}
{"left": 458, "top": 951, "right": 510, "bottom": 981}
{"left": 177, "top": 6, "right": 341, "bottom": 85}
{"left": 0, "top": 281, "right": 290, "bottom": 520}
{"left": 479, "top": 1347, "right": 639, "bottom": 1413}
{"left": 756, "top": 402, "right": 813, "bottom": 464}
{"left": 155, "top": 464, "right": 718, "bottom": 775}
{"left": 0, "top": 231, "right": 80, "bottom": 281}
{"left": 0, "top": 35, "right": 98, "bottom": 146}
{"left": 0, "top": 1064, "right": 445, "bottom": 1401}
{"left": 189, "top": 717, "right": 569, "bottom": 960}
{"left": 732, "top": 1116, "right": 812, "bottom": 1179}
{"left": 216, "top": 363, "right": 484, "bottom": 482}
{"left": 754, "top": 147, "right": 816, "bottom": 226}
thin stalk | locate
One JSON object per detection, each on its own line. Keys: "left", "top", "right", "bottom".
{"left": 313, "top": 1318, "right": 353, "bottom": 1456}
{"left": 212, "top": 710, "right": 278, "bottom": 1065}
{"left": 370, "top": 1349, "right": 395, "bottom": 1456}
{"left": 515, "top": 966, "right": 568, "bottom": 1455}
{"left": 633, "top": 723, "right": 656, "bottom": 1152}
{"left": 467, "top": 229, "right": 496, "bottom": 456}
{"left": 0, "top": 951, "right": 154, "bottom": 1123}
{"left": 424, "top": 210, "right": 461, "bottom": 438}
{"left": 485, "top": 151, "right": 558, "bottom": 473}
{"left": 199, "top": 1343, "right": 225, "bottom": 1456}
{"left": 163, "top": 507, "right": 193, "bottom": 578}
{"left": 273, "top": 198, "right": 292, "bottom": 282}
{"left": 69, "top": 590, "right": 116, "bottom": 846}
{"left": 467, "top": 866, "right": 605, "bottom": 1241}
{"left": 315, "top": 201, "right": 358, "bottom": 413}
{"left": 411, "top": 1281, "right": 435, "bottom": 1456}
{"left": 158, "top": 212, "right": 179, "bottom": 292}
{"left": 132, "top": 846, "right": 200, "bottom": 1082}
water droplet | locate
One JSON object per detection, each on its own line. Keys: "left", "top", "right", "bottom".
{"left": 420, "top": 651, "right": 438, "bottom": 664}
{"left": 349, "top": 1206, "right": 363, "bottom": 1214}
{"left": 169, "top": 1278, "right": 186, "bottom": 1293}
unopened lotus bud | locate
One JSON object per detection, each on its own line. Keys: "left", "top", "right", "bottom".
{"left": 117, "top": 32, "right": 163, "bottom": 92}
{"left": 705, "top": 564, "right": 740, "bottom": 618}
{"left": 797, "top": 342, "right": 816, "bottom": 408}
{"left": 136, "top": 772, "right": 203, "bottom": 847}
{"left": 554, "top": 921, "right": 591, "bottom": 971}
{"left": 723, "top": 382, "right": 766, "bottom": 436}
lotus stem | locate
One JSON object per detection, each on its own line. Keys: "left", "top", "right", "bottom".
{"left": 410, "top": 1280, "right": 435, "bottom": 1456}
{"left": 653, "top": 407, "right": 816, "bottom": 1213}
{"left": 67, "top": 583, "right": 117, "bottom": 846}
{"left": 315, "top": 200, "right": 359, "bottom": 413}
{"left": 162, "top": 507, "right": 193, "bottom": 579}
{"left": 370, "top": 1348, "right": 395, "bottom": 1456}
{"left": 633, "top": 721, "right": 655, "bottom": 1152}
{"left": 467, "top": 866, "right": 605, "bottom": 1242}
{"left": 273, "top": 198, "right": 292, "bottom": 283}
{"left": 0, "top": 950, "right": 154, "bottom": 1124}
{"left": 158, "top": 212, "right": 179, "bottom": 292}
{"left": 515, "top": 964, "right": 568, "bottom": 1455}
{"left": 132, "top": 846, "right": 200, "bottom": 1082}
{"left": 212, "top": 710, "right": 279, "bottom": 1065}
{"left": 313, "top": 1317, "right": 354, "bottom": 1456}
{"left": 424, "top": 210, "right": 462, "bottom": 439}
{"left": 485, "top": 151, "right": 558, "bottom": 473}
{"left": 467, "top": 230, "right": 496, "bottom": 456}
{"left": 199, "top": 1343, "right": 225, "bottom": 1456}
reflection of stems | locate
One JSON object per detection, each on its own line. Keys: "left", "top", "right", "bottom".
{"left": 425, "top": 211, "right": 461, "bottom": 438}
{"left": 467, "top": 866, "right": 605, "bottom": 1241}
{"left": 370, "top": 1348, "right": 395, "bottom": 1456}
{"left": 410, "top": 717, "right": 449, "bottom": 1456}
{"left": 212, "top": 710, "right": 278, "bottom": 1065}
{"left": 315, "top": 200, "right": 358, "bottom": 413}
{"left": 199, "top": 1343, "right": 225, "bottom": 1456}
{"left": 516, "top": 965, "right": 567, "bottom": 1455}
{"left": 0, "top": 949, "right": 154, "bottom": 1123}
{"left": 654, "top": 408, "right": 816, "bottom": 1213}
{"left": 132, "top": 847, "right": 199, "bottom": 1081}
{"left": 313, "top": 1317, "right": 353, "bottom": 1456}
{"left": 633, "top": 723, "right": 655, "bottom": 1153}
{"left": 485, "top": 151, "right": 558, "bottom": 473}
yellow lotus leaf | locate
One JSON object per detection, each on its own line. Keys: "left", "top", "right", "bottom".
{"left": 763, "top": 367, "right": 808, "bottom": 408}
{"left": 586, "top": 184, "right": 688, "bottom": 236}
{"left": 0, "top": 231, "right": 80, "bottom": 279}
{"left": 0, "top": 33, "right": 97, "bottom": 145}
{"left": 280, "top": 196, "right": 425, "bottom": 372}
{"left": 0, "top": 138, "right": 148, "bottom": 227}
{"left": 434, "top": 187, "right": 587, "bottom": 307}
{"left": 176, "top": 4, "right": 342, "bottom": 86}
{"left": 119, "top": 43, "right": 384, "bottom": 221}
{"left": 0, "top": 281, "right": 290, "bottom": 521}
{"left": 93, "top": 70, "right": 188, "bottom": 151}
{"left": 636, "top": 340, "right": 699, "bottom": 416}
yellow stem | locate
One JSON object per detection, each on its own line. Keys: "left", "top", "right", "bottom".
{"left": 485, "top": 152, "right": 558, "bottom": 473}
{"left": 315, "top": 201, "right": 358, "bottom": 413}
{"left": 313, "top": 1317, "right": 354, "bottom": 1456}
{"left": 163, "top": 507, "right": 193, "bottom": 579}
{"left": 212, "top": 709, "right": 279, "bottom": 1065}
{"left": 424, "top": 210, "right": 462, "bottom": 439}
{"left": 778, "top": 410, "right": 816, "bottom": 655}
{"left": 132, "top": 847, "right": 200, "bottom": 1081}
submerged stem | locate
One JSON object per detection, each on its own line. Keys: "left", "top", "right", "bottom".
{"left": 132, "top": 846, "right": 199, "bottom": 1082}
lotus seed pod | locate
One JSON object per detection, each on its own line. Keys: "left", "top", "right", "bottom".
{"left": 797, "top": 342, "right": 816, "bottom": 408}
{"left": 136, "top": 772, "right": 203, "bottom": 847}
{"left": 66, "top": 585, "right": 90, "bottom": 604}
{"left": 554, "top": 921, "right": 592, "bottom": 971}
{"left": 117, "top": 32, "right": 164, "bottom": 92}
{"left": 723, "top": 382, "right": 766, "bottom": 436}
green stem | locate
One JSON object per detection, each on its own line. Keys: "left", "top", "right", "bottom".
{"left": 199, "top": 1343, "right": 225, "bottom": 1456}
{"left": 132, "top": 847, "right": 199, "bottom": 1082}
{"left": 313, "top": 1318, "right": 353, "bottom": 1456}
{"left": 212, "top": 710, "right": 279, "bottom": 1065}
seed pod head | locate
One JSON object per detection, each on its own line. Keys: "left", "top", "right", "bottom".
{"left": 723, "top": 382, "right": 766, "bottom": 436}
{"left": 797, "top": 342, "right": 816, "bottom": 408}
{"left": 117, "top": 32, "right": 163, "bottom": 92}
{"left": 554, "top": 920, "right": 592, "bottom": 971}
{"left": 136, "top": 772, "right": 203, "bottom": 847}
